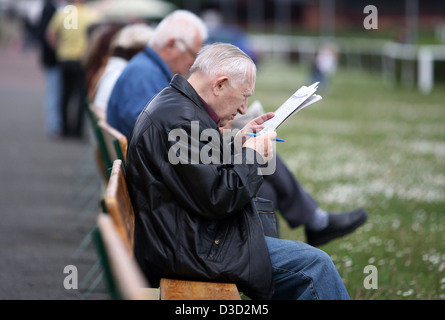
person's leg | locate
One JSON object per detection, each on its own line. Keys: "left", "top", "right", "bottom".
{"left": 72, "top": 61, "right": 86, "bottom": 138}
{"left": 44, "top": 66, "right": 62, "bottom": 138}
{"left": 259, "top": 155, "right": 318, "bottom": 228}
{"left": 265, "top": 236, "right": 350, "bottom": 300}
{"left": 260, "top": 155, "right": 368, "bottom": 246}
{"left": 59, "top": 61, "right": 72, "bottom": 137}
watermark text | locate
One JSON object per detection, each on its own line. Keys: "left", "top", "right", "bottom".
{"left": 363, "top": 5, "right": 378, "bottom": 30}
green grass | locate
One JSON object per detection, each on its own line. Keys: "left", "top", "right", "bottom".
{"left": 251, "top": 60, "right": 445, "bottom": 300}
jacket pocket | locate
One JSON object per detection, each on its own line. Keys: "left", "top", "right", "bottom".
{"left": 206, "top": 222, "right": 230, "bottom": 262}
{"left": 254, "top": 197, "right": 280, "bottom": 238}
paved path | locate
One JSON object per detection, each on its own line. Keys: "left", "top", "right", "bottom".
{"left": 0, "top": 44, "right": 108, "bottom": 299}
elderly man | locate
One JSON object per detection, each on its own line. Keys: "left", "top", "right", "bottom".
{"left": 106, "top": 10, "right": 208, "bottom": 138}
{"left": 126, "top": 43, "right": 350, "bottom": 300}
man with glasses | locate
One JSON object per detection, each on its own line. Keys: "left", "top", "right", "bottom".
{"left": 107, "top": 10, "right": 207, "bottom": 138}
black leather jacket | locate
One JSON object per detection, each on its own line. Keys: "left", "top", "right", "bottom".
{"left": 126, "top": 74, "right": 274, "bottom": 299}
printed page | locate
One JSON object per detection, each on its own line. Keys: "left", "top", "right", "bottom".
{"left": 258, "top": 82, "right": 322, "bottom": 134}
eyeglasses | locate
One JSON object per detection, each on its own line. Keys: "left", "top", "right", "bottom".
{"left": 175, "top": 39, "right": 198, "bottom": 59}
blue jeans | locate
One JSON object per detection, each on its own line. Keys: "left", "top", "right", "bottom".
{"left": 265, "top": 236, "right": 350, "bottom": 300}
{"left": 44, "top": 66, "right": 62, "bottom": 136}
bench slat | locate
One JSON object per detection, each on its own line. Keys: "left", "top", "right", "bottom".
{"left": 160, "top": 278, "right": 241, "bottom": 300}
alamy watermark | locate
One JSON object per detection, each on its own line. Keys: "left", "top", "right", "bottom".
{"left": 363, "top": 5, "right": 378, "bottom": 30}
{"left": 167, "top": 121, "right": 277, "bottom": 175}
{"left": 63, "top": 265, "right": 78, "bottom": 290}
{"left": 363, "top": 265, "right": 378, "bottom": 290}
{"left": 63, "top": 5, "right": 78, "bottom": 30}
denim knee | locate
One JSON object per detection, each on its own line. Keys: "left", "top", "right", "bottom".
{"left": 265, "top": 237, "right": 349, "bottom": 300}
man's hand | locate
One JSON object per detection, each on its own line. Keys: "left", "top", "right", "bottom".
{"left": 241, "top": 112, "right": 275, "bottom": 134}
{"left": 243, "top": 131, "right": 277, "bottom": 163}
{"left": 233, "top": 112, "right": 275, "bottom": 147}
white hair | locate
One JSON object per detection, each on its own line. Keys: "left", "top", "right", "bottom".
{"left": 149, "top": 10, "right": 208, "bottom": 52}
{"left": 189, "top": 43, "right": 256, "bottom": 87}
{"left": 112, "top": 23, "right": 154, "bottom": 49}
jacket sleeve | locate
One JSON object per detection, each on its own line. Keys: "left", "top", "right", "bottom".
{"left": 141, "top": 120, "right": 264, "bottom": 220}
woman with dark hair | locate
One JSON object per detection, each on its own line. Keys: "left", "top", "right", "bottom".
{"left": 90, "top": 24, "right": 154, "bottom": 120}
{"left": 83, "top": 24, "right": 123, "bottom": 102}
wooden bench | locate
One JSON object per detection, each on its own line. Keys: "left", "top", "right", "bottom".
{"left": 160, "top": 278, "right": 241, "bottom": 300}
{"left": 95, "top": 213, "right": 159, "bottom": 300}
{"left": 85, "top": 103, "right": 127, "bottom": 180}
{"left": 103, "top": 159, "right": 240, "bottom": 300}
{"left": 104, "top": 159, "right": 134, "bottom": 254}
{"left": 85, "top": 103, "right": 111, "bottom": 181}
{"left": 97, "top": 119, "right": 128, "bottom": 173}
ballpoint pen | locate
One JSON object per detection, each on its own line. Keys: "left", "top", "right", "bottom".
{"left": 244, "top": 132, "right": 285, "bottom": 142}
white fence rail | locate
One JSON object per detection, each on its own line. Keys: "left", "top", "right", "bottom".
{"left": 250, "top": 34, "right": 445, "bottom": 94}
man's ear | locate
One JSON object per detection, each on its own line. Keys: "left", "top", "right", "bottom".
{"left": 162, "top": 38, "right": 176, "bottom": 56}
{"left": 212, "top": 76, "right": 229, "bottom": 96}
{"left": 166, "top": 38, "right": 176, "bottom": 49}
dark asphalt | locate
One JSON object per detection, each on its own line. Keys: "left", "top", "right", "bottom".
{"left": 0, "top": 45, "right": 109, "bottom": 300}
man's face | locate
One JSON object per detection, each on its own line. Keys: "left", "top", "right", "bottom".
{"left": 170, "top": 35, "right": 203, "bottom": 76}
{"left": 215, "top": 78, "right": 255, "bottom": 128}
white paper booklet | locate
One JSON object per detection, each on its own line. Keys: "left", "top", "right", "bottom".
{"left": 258, "top": 82, "right": 322, "bottom": 134}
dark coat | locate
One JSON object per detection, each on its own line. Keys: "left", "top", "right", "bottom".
{"left": 126, "top": 74, "right": 274, "bottom": 300}
{"left": 37, "top": 0, "right": 58, "bottom": 67}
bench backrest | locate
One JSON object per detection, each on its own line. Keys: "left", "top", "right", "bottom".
{"left": 95, "top": 213, "right": 156, "bottom": 300}
{"left": 85, "top": 103, "right": 110, "bottom": 180}
{"left": 97, "top": 119, "right": 128, "bottom": 171}
{"left": 104, "top": 159, "right": 134, "bottom": 254}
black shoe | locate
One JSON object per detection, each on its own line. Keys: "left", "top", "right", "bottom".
{"left": 305, "top": 208, "right": 368, "bottom": 247}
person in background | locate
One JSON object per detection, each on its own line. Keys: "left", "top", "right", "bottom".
{"left": 83, "top": 23, "right": 123, "bottom": 105}
{"left": 92, "top": 23, "right": 154, "bottom": 120}
{"left": 46, "top": 0, "right": 100, "bottom": 139}
{"left": 36, "top": 0, "right": 64, "bottom": 139}
{"left": 106, "top": 10, "right": 208, "bottom": 139}
{"left": 228, "top": 102, "right": 368, "bottom": 247}
{"left": 310, "top": 43, "right": 338, "bottom": 92}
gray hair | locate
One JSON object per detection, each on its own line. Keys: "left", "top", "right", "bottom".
{"left": 112, "top": 23, "right": 154, "bottom": 49}
{"left": 189, "top": 43, "right": 256, "bottom": 87}
{"left": 149, "top": 10, "right": 208, "bottom": 52}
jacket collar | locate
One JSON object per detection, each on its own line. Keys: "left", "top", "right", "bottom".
{"left": 143, "top": 45, "right": 173, "bottom": 81}
{"left": 170, "top": 74, "right": 220, "bottom": 125}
